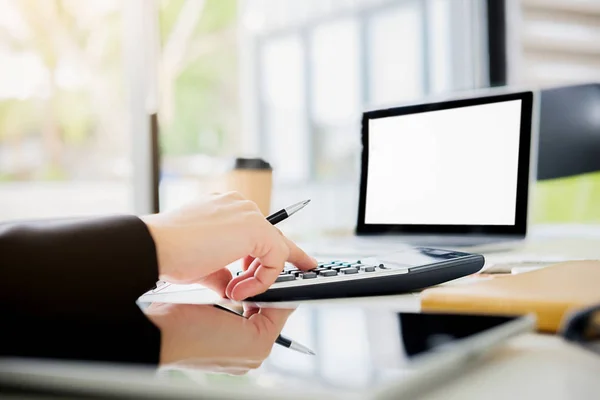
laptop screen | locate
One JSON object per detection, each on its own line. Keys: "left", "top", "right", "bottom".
{"left": 358, "top": 92, "right": 533, "bottom": 235}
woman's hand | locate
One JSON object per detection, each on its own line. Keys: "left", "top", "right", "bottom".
{"left": 141, "top": 192, "right": 317, "bottom": 300}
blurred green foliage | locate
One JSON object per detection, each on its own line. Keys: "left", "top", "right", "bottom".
{"left": 533, "top": 172, "right": 600, "bottom": 224}
{"left": 159, "top": 0, "right": 238, "bottom": 156}
{"left": 0, "top": 0, "right": 238, "bottom": 181}
{"left": 0, "top": 101, "right": 40, "bottom": 141}
{"left": 54, "top": 91, "right": 93, "bottom": 145}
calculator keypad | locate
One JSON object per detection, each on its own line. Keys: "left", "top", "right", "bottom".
{"left": 234, "top": 259, "right": 410, "bottom": 289}
{"left": 265, "top": 259, "right": 410, "bottom": 288}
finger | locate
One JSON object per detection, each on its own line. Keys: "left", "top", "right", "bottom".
{"left": 226, "top": 258, "right": 261, "bottom": 299}
{"left": 197, "top": 268, "right": 233, "bottom": 298}
{"left": 229, "top": 263, "right": 282, "bottom": 301}
{"left": 283, "top": 236, "right": 318, "bottom": 271}
{"left": 242, "top": 255, "right": 255, "bottom": 271}
{"left": 228, "top": 234, "right": 318, "bottom": 301}
{"left": 227, "top": 229, "right": 288, "bottom": 301}
{"left": 247, "top": 307, "right": 295, "bottom": 340}
{"left": 229, "top": 231, "right": 288, "bottom": 301}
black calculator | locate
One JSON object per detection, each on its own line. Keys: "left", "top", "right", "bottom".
{"left": 246, "top": 247, "right": 484, "bottom": 302}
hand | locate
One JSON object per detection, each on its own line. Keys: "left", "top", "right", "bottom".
{"left": 141, "top": 192, "right": 317, "bottom": 300}
{"left": 145, "top": 303, "right": 294, "bottom": 374}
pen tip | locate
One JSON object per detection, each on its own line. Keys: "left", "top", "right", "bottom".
{"left": 307, "top": 349, "right": 316, "bottom": 356}
{"left": 303, "top": 199, "right": 311, "bottom": 205}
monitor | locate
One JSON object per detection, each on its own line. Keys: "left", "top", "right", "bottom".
{"left": 357, "top": 91, "right": 534, "bottom": 237}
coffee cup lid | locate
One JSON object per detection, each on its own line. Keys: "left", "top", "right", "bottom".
{"left": 233, "top": 157, "right": 272, "bottom": 170}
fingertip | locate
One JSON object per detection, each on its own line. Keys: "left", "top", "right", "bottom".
{"left": 225, "top": 281, "right": 234, "bottom": 299}
{"left": 229, "top": 285, "right": 245, "bottom": 301}
{"left": 296, "top": 254, "right": 319, "bottom": 271}
{"left": 229, "top": 278, "right": 265, "bottom": 302}
{"left": 225, "top": 274, "right": 242, "bottom": 299}
{"left": 242, "top": 255, "right": 255, "bottom": 270}
{"left": 282, "top": 236, "right": 317, "bottom": 270}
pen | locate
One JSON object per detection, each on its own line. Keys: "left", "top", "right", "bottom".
{"left": 267, "top": 199, "right": 311, "bottom": 225}
{"left": 213, "top": 303, "right": 315, "bottom": 356}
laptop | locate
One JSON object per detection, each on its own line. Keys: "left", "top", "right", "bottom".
{"left": 311, "top": 90, "right": 535, "bottom": 256}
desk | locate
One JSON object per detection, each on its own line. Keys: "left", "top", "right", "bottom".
{"left": 11, "top": 225, "right": 596, "bottom": 399}
{"left": 300, "top": 224, "right": 600, "bottom": 399}
{"left": 417, "top": 334, "right": 600, "bottom": 400}
{"left": 415, "top": 224, "right": 600, "bottom": 399}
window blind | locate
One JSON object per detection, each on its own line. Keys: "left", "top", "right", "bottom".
{"left": 510, "top": 0, "right": 600, "bottom": 87}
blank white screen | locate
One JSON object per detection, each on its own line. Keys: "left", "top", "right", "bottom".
{"left": 364, "top": 100, "right": 522, "bottom": 226}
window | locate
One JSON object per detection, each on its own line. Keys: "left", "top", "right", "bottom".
{"left": 261, "top": 34, "right": 309, "bottom": 182}
{"left": 157, "top": 0, "right": 240, "bottom": 211}
{"left": 367, "top": 2, "right": 425, "bottom": 105}
{"left": 310, "top": 18, "right": 361, "bottom": 181}
{"left": 0, "top": 0, "right": 241, "bottom": 218}
{"left": 0, "top": 0, "right": 490, "bottom": 231}
{"left": 0, "top": 0, "right": 133, "bottom": 220}
{"left": 243, "top": 0, "right": 488, "bottom": 185}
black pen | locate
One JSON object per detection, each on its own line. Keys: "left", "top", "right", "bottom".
{"left": 267, "top": 199, "right": 311, "bottom": 225}
{"left": 213, "top": 303, "right": 315, "bottom": 355}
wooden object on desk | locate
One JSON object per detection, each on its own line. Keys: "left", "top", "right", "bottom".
{"left": 421, "top": 260, "right": 600, "bottom": 332}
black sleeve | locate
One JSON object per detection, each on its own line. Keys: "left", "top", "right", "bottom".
{"left": 0, "top": 216, "right": 161, "bottom": 365}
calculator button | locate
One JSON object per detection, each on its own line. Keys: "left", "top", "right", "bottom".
{"left": 275, "top": 275, "right": 296, "bottom": 283}
{"left": 301, "top": 272, "right": 317, "bottom": 279}
{"left": 378, "top": 264, "right": 388, "bottom": 269}
{"left": 319, "top": 270, "right": 338, "bottom": 277}
{"left": 340, "top": 267, "right": 358, "bottom": 274}
{"left": 360, "top": 266, "right": 376, "bottom": 272}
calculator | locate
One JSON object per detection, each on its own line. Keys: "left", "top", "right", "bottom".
{"left": 246, "top": 247, "right": 484, "bottom": 302}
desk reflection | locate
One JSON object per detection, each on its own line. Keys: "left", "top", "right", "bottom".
{"left": 144, "top": 303, "right": 295, "bottom": 375}
{"left": 136, "top": 300, "right": 525, "bottom": 399}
